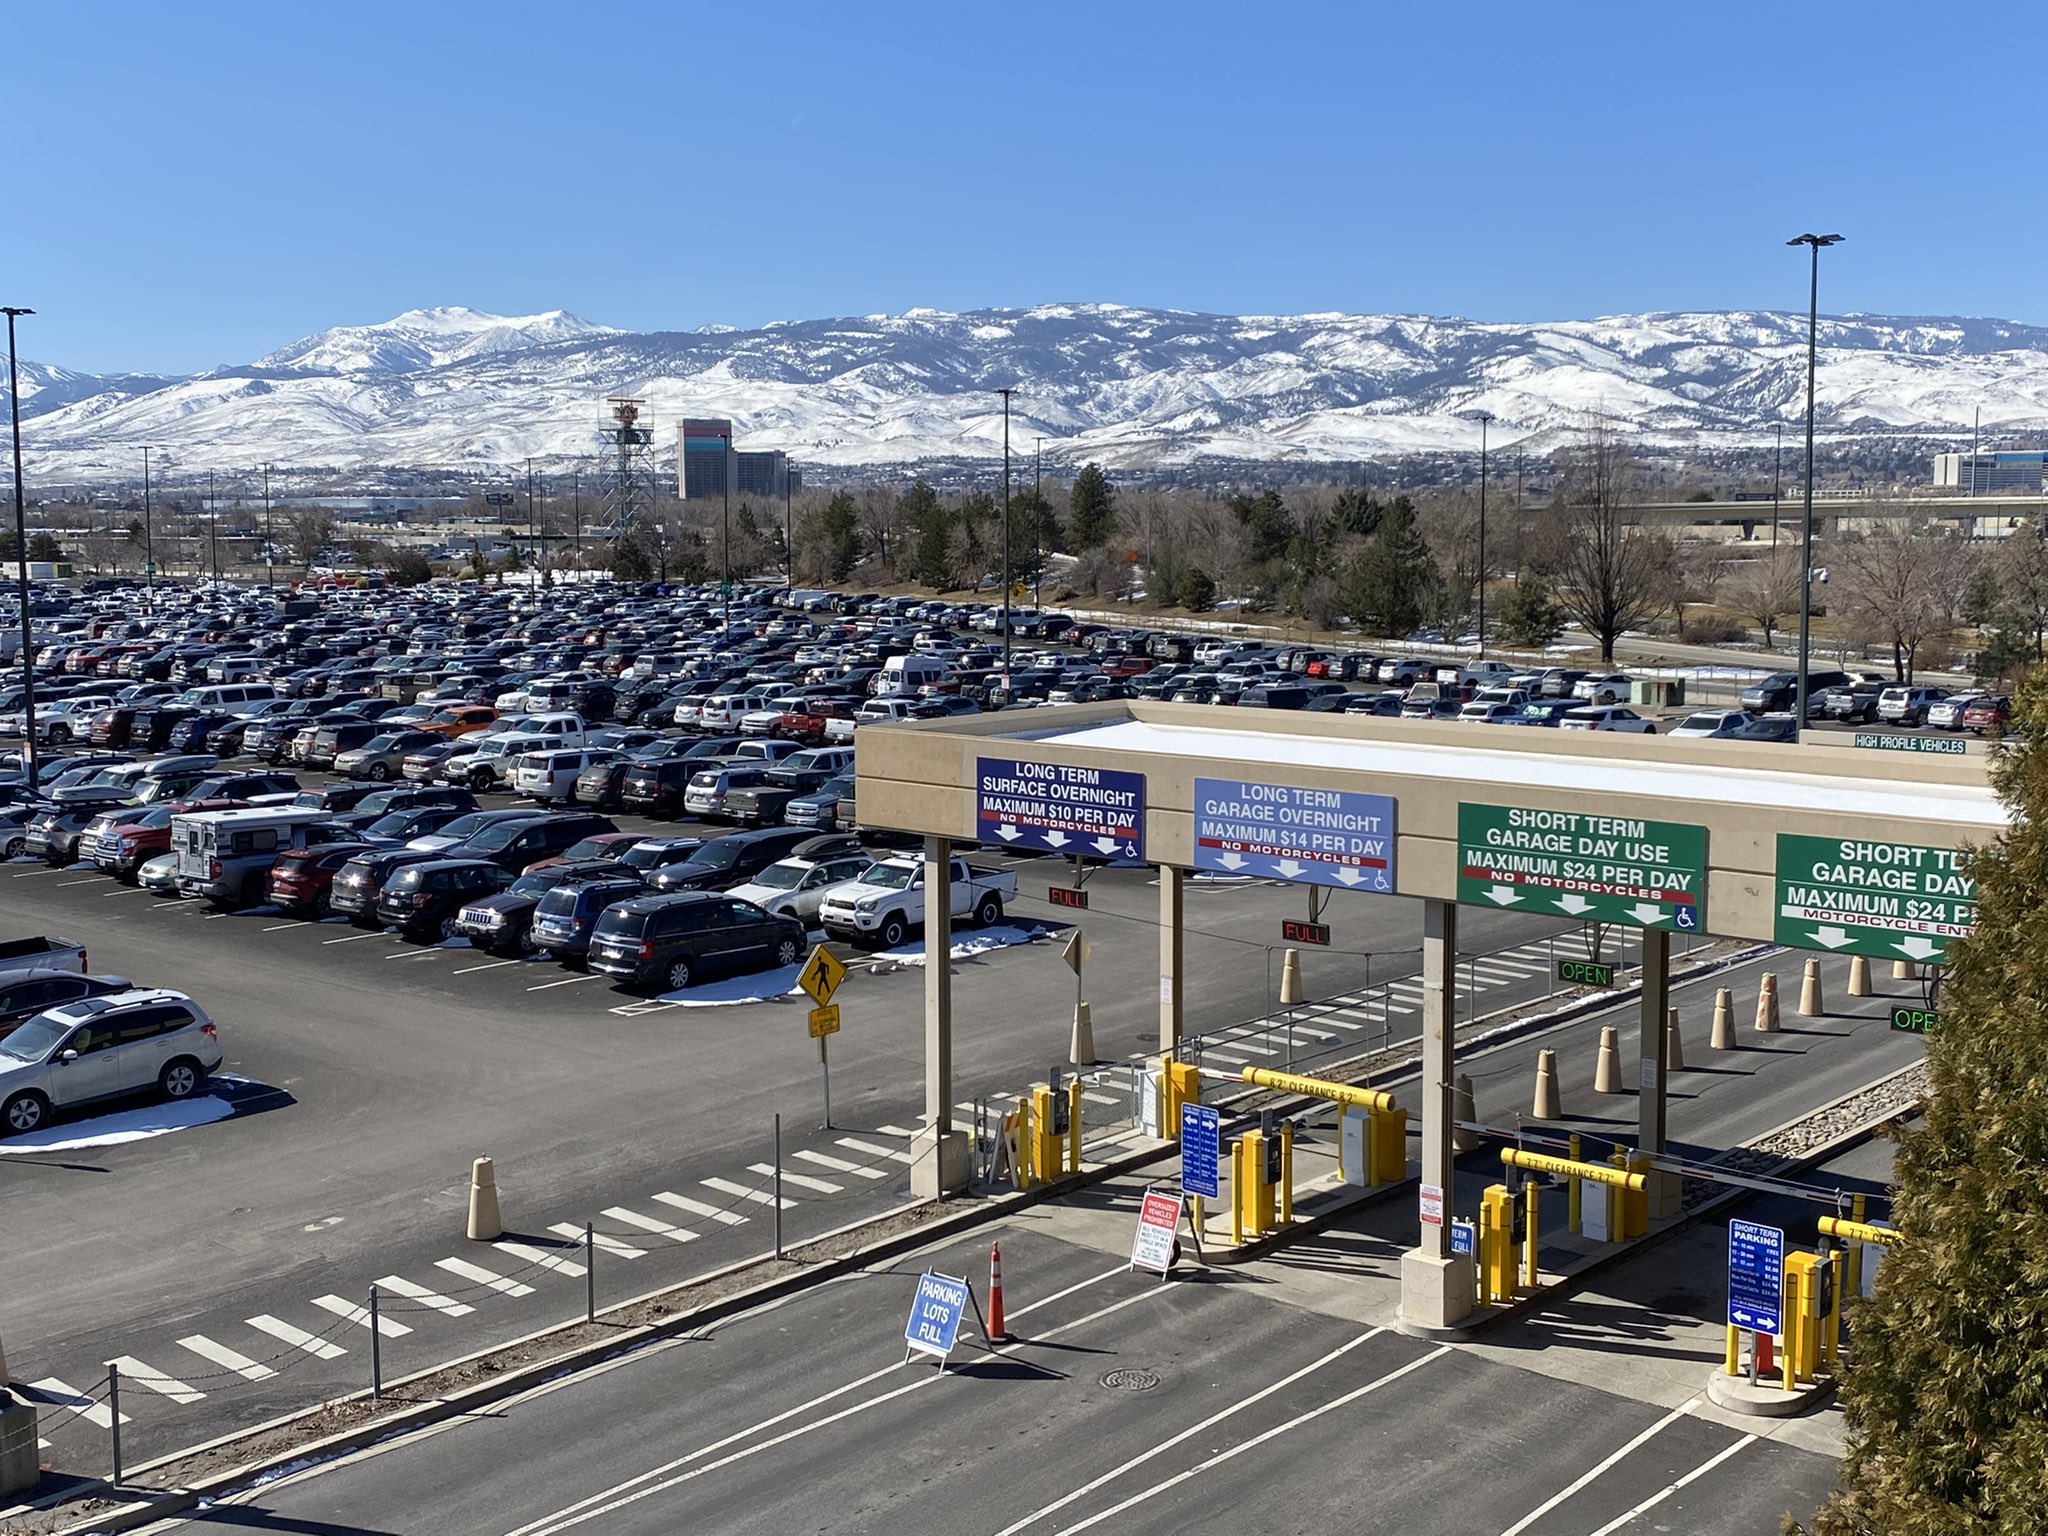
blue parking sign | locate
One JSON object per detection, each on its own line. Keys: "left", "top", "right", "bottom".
{"left": 1181, "top": 1103, "right": 1220, "bottom": 1200}
{"left": 1727, "top": 1220, "right": 1785, "bottom": 1335}
{"left": 904, "top": 1271, "right": 972, "bottom": 1361}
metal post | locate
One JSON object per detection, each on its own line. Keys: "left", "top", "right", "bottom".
{"left": 1476, "top": 413, "right": 1490, "bottom": 654}
{"left": 1788, "top": 232, "right": 1843, "bottom": 740}
{"left": 142, "top": 446, "right": 154, "bottom": 609}
{"left": 820, "top": 1034, "right": 833, "bottom": 1129}
{"left": 721, "top": 442, "right": 731, "bottom": 638}
{"left": 107, "top": 1362, "right": 122, "bottom": 1486}
{"left": 3, "top": 307, "right": 38, "bottom": 789}
{"left": 263, "top": 463, "right": 273, "bottom": 590}
{"left": 784, "top": 464, "right": 793, "bottom": 587}
{"left": 773, "top": 1113, "right": 783, "bottom": 1259}
{"left": 1771, "top": 423, "right": 1782, "bottom": 552}
{"left": 998, "top": 386, "right": 1015, "bottom": 682}
{"left": 526, "top": 457, "right": 535, "bottom": 597}
{"left": 369, "top": 1284, "right": 382, "bottom": 1400}
{"left": 585, "top": 1221, "right": 595, "bottom": 1323}
{"left": 1033, "top": 435, "right": 1044, "bottom": 611}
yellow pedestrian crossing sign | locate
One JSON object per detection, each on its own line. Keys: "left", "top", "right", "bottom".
{"left": 799, "top": 944, "right": 847, "bottom": 1007}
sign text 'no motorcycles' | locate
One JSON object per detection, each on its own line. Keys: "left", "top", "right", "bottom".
{"left": 976, "top": 757, "right": 1145, "bottom": 860}
{"left": 1774, "top": 833, "right": 1977, "bottom": 964}
{"left": 1456, "top": 803, "right": 1707, "bottom": 931}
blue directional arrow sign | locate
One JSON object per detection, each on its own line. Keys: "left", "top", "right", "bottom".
{"left": 1193, "top": 778, "right": 1397, "bottom": 892}
{"left": 1727, "top": 1219, "right": 1785, "bottom": 1335}
{"left": 977, "top": 757, "right": 1145, "bottom": 859}
{"left": 1180, "top": 1103, "right": 1220, "bottom": 1199}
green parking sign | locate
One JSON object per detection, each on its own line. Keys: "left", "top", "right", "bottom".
{"left": 1457, "top": 803, "right": 1708, "bottom": 932}
{"left": 1774, "top": 833, "right": 1977, "bottom": 965}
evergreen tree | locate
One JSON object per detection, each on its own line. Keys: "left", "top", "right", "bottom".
{"left": 1332, "top": 487, "right": 1384, "bottom": 538}
{"left": 1493, "top": 578, "right": 1567, "bottom": 647}
{"left": 1175, "top": 566, "right": 1217, "bottom": 612}
{"left": 801, "top": 490, "right": 862, "bottom": 583}
{"left": 895, "top": 480, "right": 954, "bottom": 587}
{"left": 1229, "top": 489, "right": 1295, "bottom": 565}
{"left": 26, "top": 532, "right": 63, "bottom": 561}
{"left": 1804, "top": 666, "right": 2048, "bottom": 1536}
{"left": 1067, "top": 463, "right": 1117, "bottom": 549}
{"left": 1340, "top": 495, "right": 1437, "bottom": 637}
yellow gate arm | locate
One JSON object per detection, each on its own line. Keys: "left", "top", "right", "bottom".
{"left": 1239, "top": 1066, "right": 1395, "bottom": 1113}
{"left": 1501, "top": 1147, "right": 1647, "bottom": 1191}
{"left": 1819, "top": 1215, "right": 1898, "bottom": 1247}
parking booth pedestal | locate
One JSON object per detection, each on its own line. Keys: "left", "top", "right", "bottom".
{"left": 910, "top": 835, "right": 969, "bottom": 1198}
{"left": 1235, "top": 1124, "right": 1280, "bottom": 1239}
{"left": 1400, "top": 898, "right": 1478, "bottom": 1332}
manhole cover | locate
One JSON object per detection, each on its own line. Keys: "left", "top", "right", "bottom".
{"left": 1101, "top": 1368, "right": 1161, "bottom": 1392}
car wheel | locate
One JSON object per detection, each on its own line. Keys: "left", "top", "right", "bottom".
{"left": 368, "top": 762, "right": 392, "bottom": 781}
{"left": 437, "top": 914, "right": 458, "bottom": 943}
{"left": 973, "top": 895, "right": 1002, "bottom": 927}
{"left": 665, "top": 956, "right": 693, "bottom": 990}
{"left": 879, "top": 915, "right": 908, "bottom": 949}
{"left": 313, "top": 889, "right": 333, "bottom": 919}
{"left": 159, "top": 1057, "right": 203, "bottom": 1102}
{"left": 774, "top": 936, "right": 800, "bottom": 967}
{"left": 3, "top": 1089, "right": 48, "bottom": 1136}
{"left": 48, "top": 723, "right": 69, "bottom": 743}
{"left": 470, "top": 768, "right": 494, "bottom": 791}
{"left": 4, "top": 837, "right": 23, "bottom": 859}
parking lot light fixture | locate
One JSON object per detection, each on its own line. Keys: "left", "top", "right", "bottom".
{"left": 1787, "top": 232, "right": 1844, "bottom": 743}
{"left": 3, "top": 305, "right": 36, "bottom": 785}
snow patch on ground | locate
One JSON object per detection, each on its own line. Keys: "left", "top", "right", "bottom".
{"left": 875, "top": 922, "right": 1057, "bottom": 967}
{"left": 652, "top": 963, "right": 806, "bottom": 1008}
{"left": 0, "top": 1093, "right": 235, "bottom": 1154}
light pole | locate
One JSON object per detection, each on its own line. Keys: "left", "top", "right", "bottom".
{"left": 721, "top": 440, "right": 731, "bottom": 638}
{"left": 209, "top": 470, "right": 218, "bottom": 581}
{"left": 1033, "top": 436, "right": 1044, "bottom": 610}
{"left": 783, "top": 461, "right": 793, "bottom": 589}
{"left": 1462, "top": 410, "right": 1493, "bottom": 654}
{"left": 142, "top": 446, "right": 155, "bottom": 609}
{"left": 3, "top": 306, "right": 38, "bottom": 787}
{"left": 1788, "top": 232, "right": 1844, "bottom": 742}
{"left": 997, "top": 388, "right": 1016, "bottom": 682}
{"left": 525, "top": 457, "right": 536, "bottom": 600}
{"left": 1771, "top": 423, "right": 1782, "bottom": 551}
{"left": 263, "top": 463, "right": 274, "bottom": 590}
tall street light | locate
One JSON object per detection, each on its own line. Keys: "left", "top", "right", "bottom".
{"left": 263, "top": 463, "right": 274, "bottom": 590}
{"left": 142, "top": 446, "right": 155, "bottom": 609}
{"left": 1461, "top": 410, "right": 1494, "bottom": 654}
{"left": 997, "top": 387, "right": 1016, "bottom": 683}
{"left": 1033, "top": 436, "right": 1045, "bottom": 611}
{"left": 3, "top": 306, "right": 38, "bottom": 787}
{"left": 721, "top": 437, "right": 732, "bottom": 639}
{"left": 783, "top": 461, "right": 793, "bottom": 589}
{"left": 1788, "top": 232, "right": 1844, "bottom": 742}
{"left": 1770, "top": 423, "right": 1783, "bottom": 551}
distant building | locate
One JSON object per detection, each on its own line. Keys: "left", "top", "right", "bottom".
{"left": 677, "top": 418, "right": 797, "bottom": 501}
{"left": 1934, "top": 450, "right": 2048, "bottom": 493}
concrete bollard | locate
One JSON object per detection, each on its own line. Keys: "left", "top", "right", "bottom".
{"left": 1711, "top": 987, "right": 1736, "bottom": 1050}
{"left": 1069, "top": 1000, "right": 1096, "bottom": 1066}
{"left": 1893, "top": 959, "right": 1917, "bottom": 981}
{"left": 1594, "top": 1026, "right": 1623, "bottom": 1094}
{"left": 1279, "top": 947, "right": 1305, "bottom": 1008}
{"left": 1532, "top": 1049, "right": 1562, "bottom": 1119}
{"left": 1847, "top": 955, "right": 1873, "bottom": 997}
{"left": 467, "top": 1156, "right": 503, "bottom": 1242}
{"left": 1452, "top": 1073, "right": 1479, "bottom": 1152}
{"left": 1754, "top": 973, "right": 1781, "bottom": 1034}
{"left": 1799, "top": 957, "right": 1825, "bottom": 1018}
{"left": 1665, "top": 1005, "right": 1686, "bottom": 1072}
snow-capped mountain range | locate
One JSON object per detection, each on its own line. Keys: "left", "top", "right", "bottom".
{"left": 9, "top": 302, "right": 2046, "bottom": 483}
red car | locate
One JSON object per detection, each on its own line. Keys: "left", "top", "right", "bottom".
{"left": 1963, "top": 695, "right": 2012, "bottom": 735}
{"left": 267, "top": 842, "right": 376, "bottom": 918}
{"left": 87, "top": 797, "right": 248, "bottom": 883}
{"left": 777, "top": 698, "right": 860, "bottom": 745}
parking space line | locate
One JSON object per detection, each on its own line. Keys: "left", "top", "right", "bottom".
{"left": 528, "top": 972, "right": 608, "bottom": 991}
{"left": 105, "top": 1354, "right": 206, "bottom": 1404}
{"left": 176, "top": 1334, "right": 276, "bottom": 1382}
{"left": 261, "top": 920, "right": 315, "bottom": 932}
{"left": 794, "top": 1149, "right": 887, "bottom": 1180}
{"left": 246, "top": 1315, "right": 348, "bottom": 1360}
{"left": 550, "top": 1221, "right": 645, "bottom": 1258}
{"left": 311, "top": 1294, "right": 413, "bottom": 1337}
{"left": 384, "top": 947, "right": 452, "bottom": 961}
{"left": 322, "top": 930, "right": 389, "bottom": 944}
{"left": 22, "top": 1376, "right": 130, "bottom": 1427}
{"left": 374, "top": 1275, "right": 475, "bottom": 1318}
{"left": 1080, "top": 1090, "right": 1121, "bottom": 1106}
{"left": 875, "top": 1124, "right": 918, "bottom": 1137}
{"left": 100, "top": 888, "right": 140, "bottom": 897}
{"left": 748, "top": 1162, "right": 841, "bottom": 1195}
{"left": 603, "top": 1206, "right": 698, "bottom": 1243}
{"left": 701, "top": 1176, "right": 793, "bottom": 1209}
{"left": 652, "top": 1190, "right": 749, "bottom": 1227}
{"left": 1584, "top": 1434, "right": 1756, "bottom": 1536}
{"left": 435, "top": 1256, "right": 535, "bottom": 1298}
{"left": 11, "top": 869, "right": 61, "bottom": 878}
{"left": 56, "top": 877, "right": 101, "bottom": 887}
{"left": 491, "top": 1239, "right": 585, "bottom": 1277}
{"left": 1497, "top": 1396, "right": 1701, "bottom": 1536}
{"left": 452, "top": 958, "right": 520, "bottom": 975}
{"left": 833, "top": 1137, "right": 912, "bottom": 1166}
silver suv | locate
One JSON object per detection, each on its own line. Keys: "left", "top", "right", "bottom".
{"left": 1877, "top": 686, "right": 1948, "bottom": 726}
{"left": 0, "top": 989, "right": 224, "bottom": 1137}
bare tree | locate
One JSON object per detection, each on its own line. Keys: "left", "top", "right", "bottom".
{"left": 1667, "top": 540, "right": 1728, "bottom": 640}
{"left": 1529, "top": 435, "right": 1673, "bottom": 662}
{"left": 1721, "top": 546, "right": 1803, "bottom": 650}
{"left": 285, "top": 508, "right": 338, "bottom": 571}
{"left": 1831, "top": 521, "right": 1980, "bottom": 679}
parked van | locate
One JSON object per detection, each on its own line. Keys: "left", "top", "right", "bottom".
{"left": 876, "top": 655, "right": 947, "bottom": 698}
{"left": 173, "top": 683, "right": 279, "bottom": 712}
{"left": 172, "top": 807, "right": 349, "bottom": 907}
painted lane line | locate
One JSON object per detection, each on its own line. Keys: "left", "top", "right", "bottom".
{"left": 435, "top": 1256, "right": 535, "bottom": 1298}
{"left": 452, "top": 958, "right": 521, "bottom": 975}
{"left": 996, "top": 1327, "right": 1390, "bottom": 1536}
{"left": 701, "top": 1176, "right": 793, "bottom": 1209}
{"left": 100, "top": 888, "right": 139, "bottom": 897}
{"left": 321, "top": 930, "right": 388, "bottom": 944}
{"left": 748, "top": 1162, "right": 842, "bottom": 1195}
{"left": 260, "top": 920, "right": 316, "bottom": 932}
{"left": 602, "top": 1206, "right": 698, "bottom": 1243}
{"left": 56, "top": 877, "right": 102, "bottom": 887}
{"left": 245, "top": 1315, "right": 347, "bottom": 1360}
{"left": 176, "top": 1335, "right": 277, "bottom": 1382}
{"left": 793, "top": 1149, "right": 887, "bottom": 1180}
{"left": 22, "top": 1377, "right": 130, "bottom": 1427}
{"left": 1496, "top": 1396, "right": 1702, "bottom": 1536}
{"left": 527, "top": 972, "right": 608, "bottom": 991}
{"left": 652, "top": 1190, "right": 749, "bottom": 1227}
{"left": 833, "top": 1137, "right": 912, "bottom": 1165}
{"left": 1058, "top": 1346, "right": 1452, "bottom": 1535}
{"left": 105, "top": 1354, "right": 205, "bottom": 1404}
{"left": 1584, "top": 1433, "right": 1757, "bottom": 1536}
{"left": 384, "top": 947, "right": 451, "bottom": 961}
{"left": 1216, "top": 1037, "right": 1279, "bottom": 1056}
{"left": 1079, "top": 1089, "right": 1122, "bottom": 1106}
{"left": 311, "top": 1294, "right": 414, "bottom": 1338}
{"left": 550, "top": 1221, "right": 645, "bottom": 1258}
{"left": 374, "top": 1276, "right": 475, "bottom": 1318}
{"left": 491, "top": 1240, "right": 585, "bottom": 1277}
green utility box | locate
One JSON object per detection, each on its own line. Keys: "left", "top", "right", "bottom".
{"left": 1632, "top": 677, "right": 1685, "bottom": 708}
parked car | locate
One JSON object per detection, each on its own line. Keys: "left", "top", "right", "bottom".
{"left": 817, "top": 853, "right": 1018, "bottom": 948}
{"left": 0, "top": 989, "right": 225, "bottom": 1137}
{"left": 1925, "top": 693, "right": 1981, "bottom": 731}
{"left": 335, "top": 729, "right": 442, "bottom": 781}
{"left": 330, "top": 846, "right": 446, "bottom": 926}
{"left": 0, "top": 971, "right": 133, "bottom": 1043}
{"left": 1666, "top": 710, "right": 1751, "bottom": 740}
{"left": 451, "top": 811, "right": 619, "bottom": 874}
{"left": 267, "top": 842, "right": 375, "bottom": 918}
{"left": 726, "top": 851, "right": 876, "bottom": 925}
{"left": 1569, "top": 674, "right": 1634, "bottom": 706}
{"left": 646, "top": 827, "right": 821, "bottom": 893}
{"left": 454, "top": 861, "right": 628, "bottom": 956}
{"left": 1741, "top": 668, "right": 1850, "bottom": 713}
{"left": 1498, "top": 699, "right": 1580, "bottom": 727}
{"left": 530, "top": 875, "right": 648, "bottom": 963}
{"left": 373, "top": 857, "right": 513, "bottom": 942}
{"left": 1558, "top": 706, "right": 1657, "bottom": 733}
{"left": 1729, "top": 713, "right": 1798, "bottom": 744}
{"left": 586, "top": 891, "right": 805, "bottom": 993}
{"left": 1820, "top": 681, "right": 1886, "bottom": 725}
{"left": 1963, "top": 694, "right": 2013, "bottom": 735}
{"left": 1876, "top": 685, "right": 1949, "bottom": 726}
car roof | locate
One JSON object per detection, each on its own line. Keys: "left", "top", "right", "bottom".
{"left": 42, "top": 986, "right": 194, "bottom": 1022}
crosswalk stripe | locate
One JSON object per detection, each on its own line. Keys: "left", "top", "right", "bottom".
{"left": 1080, "top": 1089, "right": 1121, "bottom": 1106}
{"left": 749, "top": 1162, "right": 842, "bottom": 1194}
{"left": 435, "top": 1256, "right": 535, "bottom": 1298}
{"left": 106, "top": 1354, "right": 205, "bottom": 1404}
{"left": 491, "top": 1239, "right": 585, "bottom": 1276}
{"left": 875, "top": 1124, "right": 918, "bottom": 1138}
{"left": 653, "top": 1190, "right": 749, "bottom": 1226}
{"left": 702, "top": 1176, "right": 794, "bottom": 1209}
{"left": 176, "top": 1335, "right": 275, "bottom": 1382}
{"left": 1285, "top": 1025, "right": 1344, "bottom": 1044}
{"left": 246, "top": 1315, "right": 347, "bottom": 1360}
{"left": 835, "top": 1136, "right": 912, "bottom": 1165}
{"left": 374, "top": 1276, "right": 475, "bottom": 1318}
{"left": 1386, "top": 1001, "right": 1418, "bottom": 1015}
{"left": 795, "top": 1148, "right": 888, "bottom": 1180}
{"left": 603, "top": 1206, "right": 698, "bottom": 1243}
{"left": 550, "top": 1221, "right": 645, "bottom": 1258}
{"left": 1200, "top": 1048, "right": 1256, "bottom": 1064}
{"left": 312, "top": 1295, "right": 413, "bottom": 1337}
{"left": 23, "top": 1377, "right": 130, "bottom": 1427}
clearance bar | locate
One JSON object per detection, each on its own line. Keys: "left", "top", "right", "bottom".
{"left": 1239, "top": 1066, "right": 1395, "bottom": 1113}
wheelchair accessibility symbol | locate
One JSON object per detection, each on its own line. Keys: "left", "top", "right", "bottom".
{"left": 1674, "top": 905, "right": 1699, "bottom": 931}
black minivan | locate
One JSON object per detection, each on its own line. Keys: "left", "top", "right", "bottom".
{"left": 530, "top": 875, "right": 645, "bottom": 963}
{"left": 587, "top": 891, "right": 804, "bottom": 992}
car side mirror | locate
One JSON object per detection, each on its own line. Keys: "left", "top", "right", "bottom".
{"left": 58, "top": 1048, "right": 78, "bottom": 1064}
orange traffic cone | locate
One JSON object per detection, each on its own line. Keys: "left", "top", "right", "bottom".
{"left": 988, "top": 1242, "right": 1009, "bottom": 1341}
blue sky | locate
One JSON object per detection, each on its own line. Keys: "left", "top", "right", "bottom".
{"left": 14, "top": 0, "right": 2045, "bottom": 373}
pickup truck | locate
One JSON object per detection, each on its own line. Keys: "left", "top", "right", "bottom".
{"left": 817, "top": 855, "right": 1018, "bottom": 949}
{"left": 0, "top": 935, "right": 88, "bottom": 974}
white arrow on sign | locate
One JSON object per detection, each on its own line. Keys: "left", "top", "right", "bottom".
{"left": 1274, "top": 859, "right": 1306, "bottom": 879}
{"left": 1806, "top": 926, "right": 1855, "bottom": 950}
{"left": 1215, "top": 851, "right": 1247, "bottom": 871}
{"left": 1092, "top": 836, "right": 1120, "bottom": 856}
{"left": 1486, "top": 885, "right": 1521, "bottom": 906}
{"left": 1335, "top": 868, "right": 1363, "bottom": 887}
{"left": 1896, "top": 935, "right": 1944, "bottom": 961}
{"left": 1043, "top": 830, "right": 1070, "bottom": 848}
{"left": 1624, "top": 903, "right": 1669, "bottom": 927}
{"left": 1555, "top": 893, "right": 1593, "bottom": 916}
{"left": 997, "top": 824, "right": 1022, "bottom": 842}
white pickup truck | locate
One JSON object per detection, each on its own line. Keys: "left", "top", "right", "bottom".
{"left": 818, "top": 855, "right": 1018, "bottom": 949}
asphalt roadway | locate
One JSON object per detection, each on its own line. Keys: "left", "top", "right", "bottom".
{"left": 111, "top": 1109, "right": 1900, "bottom": 1535}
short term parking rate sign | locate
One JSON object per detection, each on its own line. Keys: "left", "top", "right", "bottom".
{"left": 1193, "top": 778, "right": 1396, "bottom": 891}
{"left": 977, "top": 757, "right": 1145, "bottom": 859}
{"left": 1457, "top": 803, "right": 1707, "bottom": 931}
{"left": 1775, "top": 833, "right": 1977, "bottom": 964}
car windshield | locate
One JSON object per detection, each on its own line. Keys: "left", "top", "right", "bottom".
{"left": 433, "top": 812, "right": 495, "bottom": 841}
{"left": 751, "top": 862, "right": 807, "bottom": 891}
{"left": 681, "top": 841, "right": 743, "bottom": 872}
{"left": 363, "top": 810, "right": 426, "bottom": 837}
{"left": 508, "top": 872, "right": 558, "bottom": 897}
{"left": 0, "top": 1015, "right": 70, "bottom": 1061}
{"left": 1679, "top": 715, "right": 1726, "bottom": 731}
{"left": 621, "top": 841, "right": 689, "bottom": 870}
{"left": 428, "top": 710, "right": 468, "bottom": 726}
{"left": 465, "top": 820, "right": 539, "bottom": 853}
{"left": 862, "top": 864, "right": 916, "bottom": 891}
{"left": 362, "top": 734, "right": 405, "bottom": 751}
